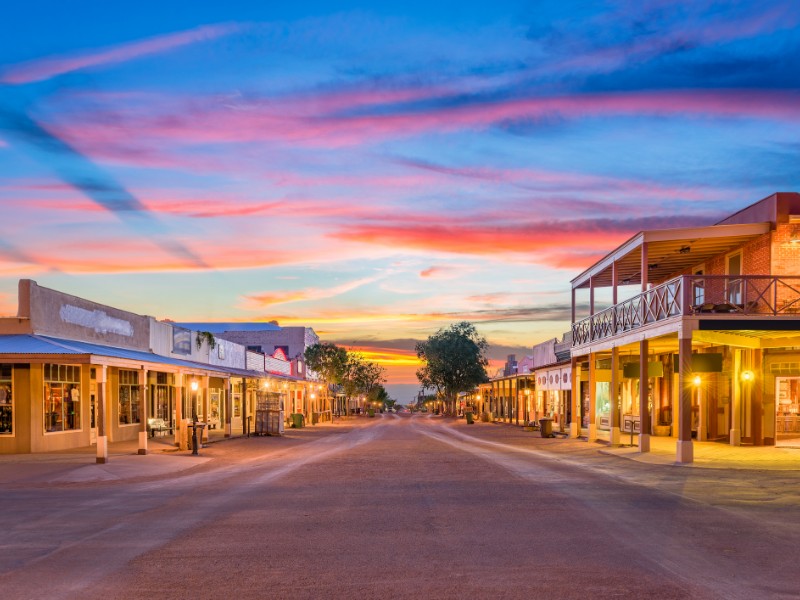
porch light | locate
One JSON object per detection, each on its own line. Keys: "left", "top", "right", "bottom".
{"left": 741, "top": 370, "right": 754, "bottom": 382}
{"left": 476, "top": 394, "right": 481, "bottom": 401}
{"left": 524, "top": 388, "right": 531, "bottom": 396}
{"left": 692, "top": 375, "right": 702, "bottom": 387}
{"left": 190, "top": 380, "right": 199, "bottom": 392}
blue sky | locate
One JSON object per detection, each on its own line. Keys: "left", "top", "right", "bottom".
{"left": 1, "top": 0, "right": 799, "bottom": 399}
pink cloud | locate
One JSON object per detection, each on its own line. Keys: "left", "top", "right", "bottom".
{"left": 1, "top": 23, "right": 243, "bottom": 84}
{"left": 51, "top": 89, "right": 800, "bottom": 153}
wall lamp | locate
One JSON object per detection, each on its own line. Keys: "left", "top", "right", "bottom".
{"left": 692, "top": 375, "right": 702, "bottom": 387}
{"left": 741, "top": 370, "right": 755, "bottom": 382}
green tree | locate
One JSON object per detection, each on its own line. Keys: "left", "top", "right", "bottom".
{"left": 304, "top": 342, "right": 348, "bottom": 414}
{"left": 342, "top": 353, "right": 386, "bottom": 414}
{"left": 415, "top": 322, "right": 489, "bottom": 415}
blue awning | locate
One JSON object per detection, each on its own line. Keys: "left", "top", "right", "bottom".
{"left": 0, "top": 334, "right": 288, "bottom": 379}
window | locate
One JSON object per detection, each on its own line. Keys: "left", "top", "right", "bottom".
{"left": 118, "top": 370, "right": 141, "bottom": 425}
{"left": 693, "top": 265, "right": 705, "bottom": 306}
{"left": 44, "top": 364, "right": 81, "bottom": 433}
{"left": 0, "top": 364, "right": 12, "bottom": 435}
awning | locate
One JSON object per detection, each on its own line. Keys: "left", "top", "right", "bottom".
{"left": 0, "top": 334, "right": 301, "bottom": 381}
{"left": 571, "top": 222, "right": 770, "bottom": 290}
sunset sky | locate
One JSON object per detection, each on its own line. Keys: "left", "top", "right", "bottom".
{"left": 1, "top": 1, "right": 799, "bottom": 401}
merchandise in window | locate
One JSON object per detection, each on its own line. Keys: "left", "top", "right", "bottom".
{"left": 118, "top": 370, "right": 141, "bottom": 425}
{"left": 0, "top": 364, "right": 12, "bottom": 434}
{"left": 44, "top": 364, "right": 81, "bottom": 433}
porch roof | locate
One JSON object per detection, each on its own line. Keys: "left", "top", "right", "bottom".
{"left": 571, "top": 222, "right": 770, "bottom": 290}
{"left": 0, "top": 334, "right": 300, "bottom": 380}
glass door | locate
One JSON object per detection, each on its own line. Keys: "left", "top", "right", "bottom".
{"left": 726, "top": 252, "right": 742, "bottom": 305}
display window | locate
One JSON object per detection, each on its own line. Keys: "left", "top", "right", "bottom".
{"left": 776, "top": 377, "right": 800, "bottom": 438}
{"left": 596, "top": 382, "right": 611, "bottom": 430}
{"left": 0, "top": 364, "right": 13, "bottom": 435}
{"left": 44, "top": 364, "right": 81, "bottom": 433}
{"left": 118, "top": 370, "right": 141, "bottom": 425}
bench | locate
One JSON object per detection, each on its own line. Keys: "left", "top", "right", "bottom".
{"left": 147, "top": 418, "right": 172, "bottom": 437}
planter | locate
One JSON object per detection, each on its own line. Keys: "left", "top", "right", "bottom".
{"left": 653, "top": 425, "right": 671, "bottom": 437}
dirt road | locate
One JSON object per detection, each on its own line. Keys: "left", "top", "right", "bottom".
{"left": 1, "top": 413, "right": 798, "bottom": 599}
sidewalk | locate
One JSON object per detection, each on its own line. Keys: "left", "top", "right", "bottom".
{"left": 598, "top": 435, "right": 800, "bottom": 470}
{"left": 0, "top": 436, "right": 212, "bottom": 485}
{"left": 455, "top": 417, "right": 800, "bottom": 471}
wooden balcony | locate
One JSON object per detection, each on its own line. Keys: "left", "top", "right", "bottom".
{"left": 572, "top": 275, "right": 800, "bottom": 346}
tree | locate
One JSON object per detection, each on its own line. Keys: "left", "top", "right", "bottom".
{"left": 415, "top": 321, "right": 489, "bottom": 415}
{"left": 342, "top": 353, "right": 386, "bottom": 414}
{"left": 304, "top": 343, "right": 348, "bottom": 414}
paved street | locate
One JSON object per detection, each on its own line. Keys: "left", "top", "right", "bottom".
{"left": 2, "top": 414, "right": 800, "bottom": 599}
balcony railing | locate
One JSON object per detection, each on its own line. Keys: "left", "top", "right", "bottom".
{"left": 572, "top": 275, "right": 800, "bottom": 346}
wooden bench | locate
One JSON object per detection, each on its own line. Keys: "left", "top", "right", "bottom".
{"left": 147, "top": 418, "right": 172, "bottom": 437}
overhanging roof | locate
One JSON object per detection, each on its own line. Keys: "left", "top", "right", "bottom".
{"left": 571, "top": 222, "right": 770, "bottom": 290}
{"left": 0, "top": 335, "right": 301, "bottom": 380}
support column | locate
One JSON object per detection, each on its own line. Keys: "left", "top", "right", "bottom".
{"left": 96, "top": 365, "right": 108, "bottom": 464}
{"left": 570, "top": 358, "right": 580, "bottom": 438}
{"left": 697, "top": 376, "right": 707, "bottom": 442}
{"left": 588, "top": 353, "right": 597, "bottom": 442}
{"left": 174, "top": 373, "right": 183, "bottom": 448}
{"left": 610, "top": 347, "right": 621, "bottom": 445}
{"left": 225, "top": 377, "right": 233, "bottom": 437}
{"left": 138, "top": 367, "right": 148, "bottom": 455}
{"left": 514, "top": 379, "right": 520, "bottom": 426}
{"left": 752, "top": 349, "right": 763, "bottom": 446}
{"left": 730, "top": 350, "right": 742, "bottom": 446}
{"left": 638, "top": 340, "right": 650, "bottom": 453}
{"left": 677, "top": 333, "right": 694, "bottom": 463}
{"left": 202, "top": 375, "right": 210, "bottom": 443}
{"left": 242, "top": 378, "right": 249, "bottom": 436}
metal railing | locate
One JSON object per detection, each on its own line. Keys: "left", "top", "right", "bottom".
{"left": 572, "top": 275, "right": 800, "bottom": 346}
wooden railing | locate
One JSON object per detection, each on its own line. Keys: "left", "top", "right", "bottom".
{"left": 572, "top": 275, "right": 800, "bottom": 346}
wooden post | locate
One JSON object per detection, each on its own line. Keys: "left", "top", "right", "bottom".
{"left": 138, "top": 367, "right": 148, "bottom": 455}
{"left": 752, "top": 349, "right": 763, "bottom": 446}
{"left": 677, "top": 333, "right": 694, "bottom": 463}
{"left": 225, "top": 377, "right": 233, "bottom": 437}
{"left": 202, "top": 375, "right": 210, "bottom": 443}
{"left": 96, "top": 365, "right": 108, "bottom": 464}
{"left": 610, "top": 347, "right": 621, "bottom": 445}
{"left": 638, "top": 340, "right": 650, "bottom": 453}
{"left": 174, "top": 373, "right": 183, "bottom": 448}
{"left": 570, "top": 358, "right": 580, "bottom": 438}
{"left": 588, "top": 353, "right": 597, "bottom": 442}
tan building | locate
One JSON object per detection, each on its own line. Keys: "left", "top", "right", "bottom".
{"left": 569, "top": 192, "right": 800, "bottom": 463}
{"left": 0, "top": 280, "right": 323, "bottom": 457}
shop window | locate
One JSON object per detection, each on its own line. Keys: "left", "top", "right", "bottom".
{"left": 44, "top": 364, "right": 81, "bottom": 433}
{"left": 118, "top": 370, "right": 141, "bottom": 425}
{"left": 0, "top": 364, "right": 12, "bottom": 435}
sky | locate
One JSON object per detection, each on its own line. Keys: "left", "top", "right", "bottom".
{"left": 1, "top": 1, "right": 799, "bottom": 402}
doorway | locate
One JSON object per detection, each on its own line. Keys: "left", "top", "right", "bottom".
{"left": 776, "top": 377, "right": 800, "bottom": 447}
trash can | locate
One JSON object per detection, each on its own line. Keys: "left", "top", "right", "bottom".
{"left": 539, "top": 418, "right": 554, "bottom": 438}
{"left": 368, "top": 408, "right": 375, "bottom": 417}
{"left": 465, "top": 411, "right": 474, "bottom": 424}
{"left": 290, "top": 413, "right": 305, "bottom": 428}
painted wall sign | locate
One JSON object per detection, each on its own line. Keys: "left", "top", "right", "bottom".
{"left": 59, "top": 304, "right": 133, "bottom": 337}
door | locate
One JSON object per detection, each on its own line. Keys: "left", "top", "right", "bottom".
{"left": 90, "top": 391, "right": 97, "bottom": 444}
{"left": 693, "top": 265, "right": 705, "bottom": 307}
{"left": 726, "top": 252, "right": 742, "bottom": 305}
